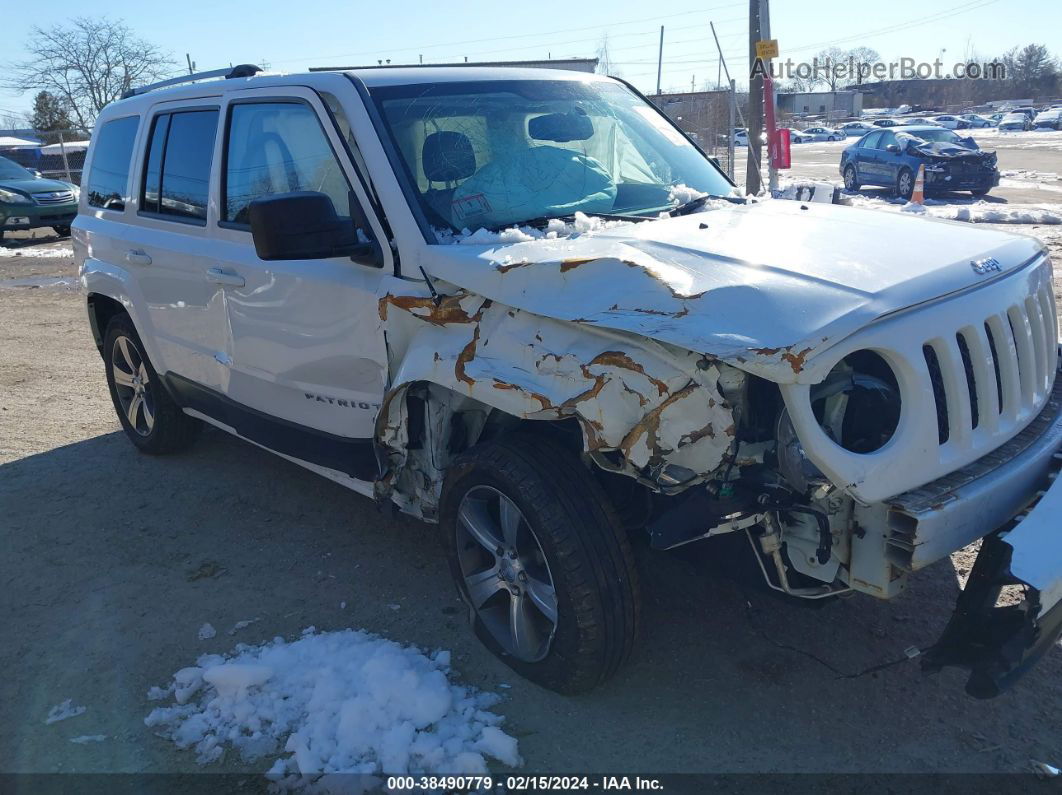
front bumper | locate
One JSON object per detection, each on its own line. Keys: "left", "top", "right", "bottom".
{"left": 923, "top": 454, "right": 1062, "bottom": 698}
{"left": 924, "top": 168, "right": 999, "bottom": 193}
{"left": 0, "top": 203, "right": 77, "bottom": 231}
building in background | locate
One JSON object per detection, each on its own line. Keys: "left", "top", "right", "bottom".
{"left": 776, "top": 90, "right": 863, "bottom": 120}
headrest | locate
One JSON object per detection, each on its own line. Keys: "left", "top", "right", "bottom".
{"left": 422, "top": 131, "right": 475, "bottom": 182}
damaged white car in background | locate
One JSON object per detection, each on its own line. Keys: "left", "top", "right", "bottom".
{"left": 79, "top": 66, "right": 1061, "bottom": 698}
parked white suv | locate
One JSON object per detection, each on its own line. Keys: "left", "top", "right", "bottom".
{"left": 77, "top": 65, "right": 1062, "bottom": 697}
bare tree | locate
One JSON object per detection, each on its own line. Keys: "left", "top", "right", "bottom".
{"left": 595, "top": 34, "right": 621, "bottom": 78}
{"left": 5, "top": 17, "right": 173, "bottom": 131}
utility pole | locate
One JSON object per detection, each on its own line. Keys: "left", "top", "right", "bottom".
{"left": 761, "top": 0, "right": 777, "bottom": 193}
{"left": 729, "top": 79, "right": 736, "bottom": 181}
{"left": 656, "top": 26, "right": 664, "bottom": 95}
{"left": 746, "top": 0, "right": 764, "bottom": 195}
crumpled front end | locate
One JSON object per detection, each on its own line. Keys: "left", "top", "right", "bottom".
{"left": 899, "top": 135, "right": 1000, "bottom": 193}
{"left": 374, "top": 285, "right": 737, "bottom": 518}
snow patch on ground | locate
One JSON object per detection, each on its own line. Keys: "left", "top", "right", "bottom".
{"left": 144, "top": 627, "right": 520, "bottom": 784}
{"left": 45, "top": 699, "right": 86, "bottom": 725}
{"left": 228, "top": 617, "right": 260, "bottom": 635}
{"left": 0, "top": 245, "right": 74, "bottom": 258}
{"left": 198, "top": 623, "right": 217, "bottom": 640}
{"left": 69, "top": 735, "right": 106, "bottom": 744}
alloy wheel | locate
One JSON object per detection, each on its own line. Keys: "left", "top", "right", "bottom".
{"left": 898, "top": 171, "right": 913, "bottom": 197}
{"left": 111, "top": 335, "right": 155, "bottom": 436}
{"left": 455, "top": 486, "right": 559, "bottom": 662}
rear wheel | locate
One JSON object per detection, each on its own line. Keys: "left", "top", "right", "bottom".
{"left": 104, "top": 314, "right": 200, "bottom": 454}
{"left": 843, "top": 165, "right": 860, "bottom": 191}
{"left": 52, "top": 225, "right": 71, "bottom": 237}
{"left": 971, "top": 188, "right": 990, "bottom": 197}
{"left": 441, "top": 433, "right": 640, "bottom": 693}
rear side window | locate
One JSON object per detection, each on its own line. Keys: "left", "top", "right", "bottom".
{"left": 223, "top": 102, "right": 352, "bottom": 224}
{"left": 140, "top": 109, "right": 219, "bottom": 223}
{"left": 86, "top": 116, "right": 140, "bottom": 210}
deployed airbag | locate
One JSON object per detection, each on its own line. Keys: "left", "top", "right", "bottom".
{"left": 449, "top": 144, "right": 617, "bottom": 229}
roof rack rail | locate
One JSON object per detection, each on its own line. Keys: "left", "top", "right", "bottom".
{"left": 121, "top": 64, "right": 263, "bottom": 100}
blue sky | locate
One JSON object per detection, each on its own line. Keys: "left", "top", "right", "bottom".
{"left": 1, "top": 0, "right": 1056, "bottom": 120}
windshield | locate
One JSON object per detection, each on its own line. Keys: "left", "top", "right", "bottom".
{"left": 905, "top": 128, "right": 961, "bottom": 143}
{"left": 0, "top": 156, "right": 34, "bottom": 180}
{"left": 369, "top": 78, "right": 733, "bottom": 233}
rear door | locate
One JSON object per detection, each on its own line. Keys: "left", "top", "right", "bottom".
{"left": 206, "top": 87, "right": 391, "bottom": 480}
{"left": 126, "top": 98, "right": 231, "bottom": 392}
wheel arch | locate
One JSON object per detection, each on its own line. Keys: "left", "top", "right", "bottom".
{"left": 374, "top": 292, "right": 736, "bottom": 518}
{"left": 86, "top": 292, "right": 128, "bottom": 355}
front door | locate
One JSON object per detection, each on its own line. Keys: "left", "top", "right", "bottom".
{"left": 208, "top": 89, "right": 391, "bottom": 480}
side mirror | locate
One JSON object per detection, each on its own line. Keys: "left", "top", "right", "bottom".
{"left": 885, "top": 144, "right": 901, "bottom": 154}
{"left": 248, "top": 191, "right": 381, "bottom": 265}
{"left": 30, "top": 169, "right": 43, "bottom": 178}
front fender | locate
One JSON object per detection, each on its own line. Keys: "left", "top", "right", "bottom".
{"left": 376, "top": 289, "right": 735, "bottom": 491}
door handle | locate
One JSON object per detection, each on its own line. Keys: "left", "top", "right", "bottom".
{"left": 206, "top": 267, "right": 245, "bottom": 288}
{"left": 126, "top": 249, "right": 152, "bottom": 266}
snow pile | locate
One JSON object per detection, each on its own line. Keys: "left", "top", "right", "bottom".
{"left": 45, "top": 699, "right": 86, "bottom": 725}
{"left": 0, "top": 245, "right": 74, "bottom": 258}
{"left": 144, "top": 627, "right": 521, "bottom": 784}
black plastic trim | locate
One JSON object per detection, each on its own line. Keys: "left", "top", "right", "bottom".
{"left": 163, "top": 372, "right": 379, "bottom": 480}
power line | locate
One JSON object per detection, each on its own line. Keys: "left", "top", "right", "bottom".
{"left": 270, "top": 3, "right": 746, "bottom": 66}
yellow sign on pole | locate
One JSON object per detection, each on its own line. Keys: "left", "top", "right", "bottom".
{"left": 755, "top": 39, "right": 779, "bottom": 59}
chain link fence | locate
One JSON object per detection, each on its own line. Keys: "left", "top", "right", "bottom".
{"left": 649, "top": 88, "right": 744, "bottom": 180}
{"left": 0, "top": 130, "right": 89, "bottom": 185}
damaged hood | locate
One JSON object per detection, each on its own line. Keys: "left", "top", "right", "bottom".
{"left": 897, "top": 134, "right": 996, "bottom": 163}
{"left": 423, "top": 200, "right": 1043, "bottom": 382}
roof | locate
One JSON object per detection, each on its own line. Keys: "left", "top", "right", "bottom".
{"left": 102, "top": 66, "right": 615, "bottom": 114}
{"left": 40, "top": 141, "right": 91, "bottom": 155}
{"left": 342, "top": 66, "right": 611, "bottom": 88}
{"left": 0, "top": 136, "right": 42, "bottom": 149}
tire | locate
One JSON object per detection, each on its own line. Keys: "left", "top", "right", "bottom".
{"left": 103, "top": 314, "right": 200, "bottom": 454}
{"left": 441, "top": 433, "right": 640, "bottom": 694}
{"left": 896, "top": 167, "right": 915, "bottom": 200}
{"left": 843, "top": 164, "right": 861, "bottom": 191}
{"left": 971, "top": 188, "right": 990, "bottom": 197}
{"left": 52, "top": 225, "right": 71, "bottom": 237}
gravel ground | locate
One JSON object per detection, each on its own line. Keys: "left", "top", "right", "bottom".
{"left": 1, "top": 222, "right": 1061, "bottom": 778}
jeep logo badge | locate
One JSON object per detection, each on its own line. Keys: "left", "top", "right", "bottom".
{"left": 971, "top": 257, "right": 1002, "bottom": 275}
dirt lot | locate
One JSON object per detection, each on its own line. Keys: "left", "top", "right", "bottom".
{"left": 2, "top": 225, "right": 1062, "bottom": 778}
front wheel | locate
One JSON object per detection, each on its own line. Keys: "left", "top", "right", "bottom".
{"left": 843, "top": 164, "right": 861, "bottom": 191}
{"left": 52, "top": 225, "right": 71, "bottom": 237}
{"left": 441, "top": 434, "right": 640, "bottom": 693}
{"left": 104, "top": 314, "right": 201, "bottom": 454}
{"left": 896, "top": 167, "right": 915, "bottom": 200}
{"left": 971, "top": 188, "right": 990, "bottom": 197}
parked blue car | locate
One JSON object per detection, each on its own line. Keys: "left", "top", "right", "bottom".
{"left": 839, "top": 125, "right": 999, "bottom": 199}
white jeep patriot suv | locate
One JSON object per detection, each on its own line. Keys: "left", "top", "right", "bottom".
{"left": 76, "top": 64, "right": 1062, "bottom": 696}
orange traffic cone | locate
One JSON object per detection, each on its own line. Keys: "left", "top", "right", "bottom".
{"left": 911, "top": 164, "right": 925, "bottom": 204}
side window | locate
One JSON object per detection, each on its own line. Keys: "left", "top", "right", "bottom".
{"left": 879, "top": 131, "right": 896, "bottom": 149}
{"left": 86, "top": 116, "right": 140, "bottom": 210}
{"left": 223, "top": 102, "right": 353, "bottom": 225}
{"left": 140, "top": 109, "right": 218, "bottom": 223}
{"left": 862, "top": 131, "right": 883, "bottom": 149}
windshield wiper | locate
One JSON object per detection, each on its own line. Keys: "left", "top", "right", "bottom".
{"left": 667, "top": 194, "right": 745, "bottom": 217}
